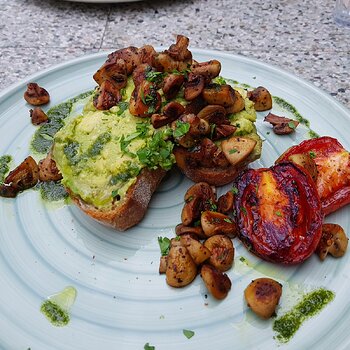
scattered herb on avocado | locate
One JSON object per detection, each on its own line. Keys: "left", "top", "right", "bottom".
{"left": 158, "top": 237, "right": 171, "bottom": 256}
{"left": 183, "top": 329, "right": 195, "bottom": 339}
{"left": 173, "top": 120, "right": 190, "bottom": 138}
{"left": 63, "top": 141, "right": 81, "bottom": 165}
{"left": 117, "top": 101, "right": 129, "bottom": 116}
{"left": 40, "top": 300, "right": 70, "bottom": 327}
{"left": 87, "top": 132, "right": 111, "bottom": 157}
{"left": 144, "top": 343, "right": 155, "bottom": 350}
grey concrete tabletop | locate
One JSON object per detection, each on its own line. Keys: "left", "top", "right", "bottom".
{"left": 0, "top": 0, "right": 349, "bottom": 109}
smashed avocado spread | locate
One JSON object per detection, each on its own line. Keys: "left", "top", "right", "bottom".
{"left": 52, "top": 76, "right": 259, "bottom": 211}
{"left": 52, "top": 79, "right": 175, "bottom": 210}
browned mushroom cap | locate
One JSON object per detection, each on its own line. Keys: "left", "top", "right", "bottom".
{"left": 184, "top": 74, "right": 205, "bottom": 101}
{"left": 247, "top": 86, "right": 272, "bottom": 111}
{"left": 165, "top": 34, "right": 192, "bottom": 62}
{"left": 217, "top": 191, "right": 234, "bottom": 214}
{"left": 221, "top": 136, "right": 257, "bottom": 167}
{"left": 181, "top": 182, "right": 217, "bottom": 226}
{"left": 204, "top": 235, "right": 234, "bottom": 272}
{"left": 166, "top": 239, "right": 197, "bottom": 287}
{"left": 200, "top": 264, "right": 232, "bottom": 300}
{"left": 175, "top": 223, "right": 206, "bottom": 240}
{"left": 132, "top": 63, "right": 152, "bottom": 87}
{"left": 202, "top": 84, "right": 236, "bottom": 107}
{"left": 93, "top": 58, "right": 128, "bottom": 89}
{"left": 38, "top": 153, "right": 62, "bottom": 182}
{"left": 151, "top": 101, "right": 185, "bottom": 129}
{"left": 162, "top": 73, "right": 185, "bottom": 100}
{"left": 93, "top": 80, "right": 122, "bottom": 111}
{"left": 191, "top": 60, "right": 221, "bottom": 81}
{"left": 197, "top": 105, "right": 227, "bottom": 125}
{"left": 0, "top": 156, "right": 39, "bottom": 198}
{"left": 24, "top": 83, "right": 50, "bottom": 106}
{"left": 201, "top": 211, "right": 237, "bottom": 238}
{"left": 180, "top": 234, "right": 211, "bottom": 265}
{"left": 244, "top": 278, "right": 282, "bottom": 319}
{"left": 30, "top": 107, "right": 48, "bottom": 125}
{"left": 225, "top": 90, "right": 245, "bottom": 114}
{"left": 138, "top": 44, "right": 157, "bottom": 67}
{"left": 159, "top": 256, "right": 168, "bottom": 274}
{"left": 213, "top": 124, "right": 237, "bottom": 140}
{"left": 107, "top": 46, "right": 141, "bottom": 75}
{"left": 129, "top": 81, "right": 161, "bottom": 117}
{"left": 316, "top": 223, "right": 348, "bottom": 260}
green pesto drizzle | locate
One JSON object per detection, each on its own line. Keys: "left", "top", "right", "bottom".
{"left": 273, "top": 288, "right": 334, "bottom": 343}
{"left": 38, "top": 181, "right": 68, "bottom": 202}
{"left": 0, "top": 155, "right": 12, "bottom": 183}
{"left": 40, "top": 286, "right": 77, "bottom": 327}
{"left": 31, "top": 90, "right": 94, "bottom": 154}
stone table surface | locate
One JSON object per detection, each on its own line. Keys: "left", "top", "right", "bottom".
{"left": 0, "top": 0, "right": 349, "bottom": 109}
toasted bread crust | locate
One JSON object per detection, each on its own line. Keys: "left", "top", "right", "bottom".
{"left": 69, "top": 167, "right": 166, "bottom": 231}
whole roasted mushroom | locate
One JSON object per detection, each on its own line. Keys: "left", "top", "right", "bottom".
{"left": 184, "top": 74, "right": 205, "bottom": 101}
{"left": 247, "top": 86, "right": 272, "bottom": 111}
{"left": 38, "top": 153, "right": 62, "bottom": 182}
{"left": 191, "top": 60, "right": 221, "bottom": 81}
{"left": 93, "top": 58, "right": 128, "bottom": 89}
{"left": 93, "top": 80, "right": 122, "bottom": 110}
{"left": 30, "top": 107, "right": 48, "bottom": 125}
{"left": 24, "top": 83, "right": 50, "bottom": 106}
{"left": 202, "top": 84, "right": 236, "bottom": 107}
{"left": 162, "top": 73, "right": 185, "bottom": 100}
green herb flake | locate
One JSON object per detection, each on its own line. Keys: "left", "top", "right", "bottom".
{"left": 273, "top": 289, "right": 334, "bottom": 343}
{"left": 193, "top": 220, "right": 201, "bottom": 227}
{"left": 231, "top": 186, "right": 239, "bottom": 195}
{"left": 210, "top": 123, "right": 216, "bottom": 139}
{"left": 111, "top": 190, "right": 120, "bottom": 199}
{"left": 239, "top": 256, "right": 246, "bottom": 262}
{"left": 173, "top": 120, "right": 190, "bottom": 139}
{"left": 186, "top": 195, "right": 194, "bottom": 203}
{"left": 183, "top": 329, "right": 195, "bottom": 339}
{"left": 144, "top": 343, "right": 155, "bottom": 350}
{"left": 206, "top": 199, "right": 218, "bottom": 211}
{"left": 309, "top": 151, "right": 316, "bottom": 159}
{"left": 87, "top": 132, "right": 111, "bottom": 157}
{"left": 63, "top": 141, "right": 81, "bottom": 165}
{"left": 275, "top": 211, "right": 282, "bottom": 217}
{"left": 0, "top": 155, "right": 12, "bottom": 183}
{"left": 146, "top": 71, "right": 165, "bottom": 84}
{"left": 241, "top": 207, "right": 247, "bottom": 215}
{"left": 224, "top": 218, "right": 232, "bottom": 223}
{"left": 214, "top": 76, "right": 227, "bottom": 85}
{"left": 229, "top": 148, "right": 238, "bottom": 154}
{"left": 117, "top": 101, "right": 129, "bottom": 116}
{"left": 40, "top": 300, "right": 69, "bottom": 327}
{"left": 158, "top": 237, "right": 171, "bottom": 256}
{"left": 288, "top": 121, "right": 297, "bottom": 129}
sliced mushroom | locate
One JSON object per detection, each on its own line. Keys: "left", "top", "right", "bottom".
{"left": 202, "top": 84, "right": 236, "bottom": 107}
{"left": 244, "top": 278, "right": 282, "bottom": 319}
{"left": 200, "top": 264, "right": 232, "bottom": 300}
{"left": 181, "top": 182, "right": 216, "bottom": 226}
{"left": 225, "top": 90, "right": 245, "bottom": 114}
{"left": 129, "top": 81, "right": 161, "bottom": 117}
{"left": 184, "top": 74, "right": 205, "bottom": 101}
{"left": 197, "top": 105, "right": 227, "bottom": 125}
{"left": 175, "top": 223, "right": 206, "bottom": 240}
{"left": 0, "top": 156, "right": 39, "bottom": 198}
{"left": 264, "top": 113, "right": 299, "bottom": 135}
{"left": 166, "top": 240, "right": 197, "bottom": 287}
{"left": 288, "top": 153, "right": 318, "bottom": 182}
{"left": 217, "top": 191, "right": 234, "bottom": 214}
{"left": 30, "top": 107, "right": 48, "bottom": 125}
{"left": 138, "top": 44, "right": 157, "bottom": 67}
{"left": 191, "top": 60, "right": 221, "bottom": 81}
{"left": 316, "top": 223, "right": 348, "bottom": 260}
{"left": 132, "top": 63, "right": 152, "bottom": 87}
{"left": 38, "top": 153, "right": 62, "bottom": 182}
{"left": 107, "top": 46, "right": 141, "bottom": 75}
{"left": 24, "top": 83, "right": 50, "bottom": 106}
{"left": 201, "top": 211, "right": 237, "bottom": 238}
{"left": 151, "top": 101, "right": 185, "bottom": 129}
{"left": 204, "top": 235, "right": 234, "bottom": 272}
{"left": 213, "top": 124, "right": 237, "bottom": 140}
{"left": 93, "top": 80, "right": 122, "bottom": 110}
{"left": 93, "top": 58, "right": 128, "bottom": 89}
{"left": 180, "top": 234, "right": 211, "bottom": 265}
{"left": 247, "top": 86, "right": 272, "bottom": 111}
{"left": 162, "top": 73, "right": 185, "bottom": 100}
{"left": 221, "top": 136, "right": 257, "bottom": 166}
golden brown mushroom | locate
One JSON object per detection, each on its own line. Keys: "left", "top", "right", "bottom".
{"left": 24, "top": 83, "right": 50, "bottom": 106}
{"left": 225, "top": 90, "right": 245, "bottom": 114}
{"left": 38, "top": 153, "right": 62, "bottom": 182}
{"left": 93, "top": 58, "right": 128, "bottom": 89}
{"left": 204, "top": 235, "right": 234, "bottom": 272}
{"left": 201, "top": 211, "right": 237, "bottom": 238}
{"left": 191, "top": 60, "right": 221, "bottom": 81}
{"left": 180, "top": 234, "right": 211, "bottom": 265}
{"left": 162, "top": 73, "right": 185, "bottom": 100}
{"left": 217, "top": 191, "right": 234, "bottom": 214}
{"left": 202, "top": 84, "right": 236, "bottom": 107}
{"left": 30, "top": 107, "right": 48, "bottom": 126}
{"left": 200, "top": 264, "right": 232, "bottom": 300}
{"left": 316, "top": 223, "right": 348, "bottom": 260}
{"left": 247, "top": 86, "right": 272, "bottom": 111}
{"left": 244, "top": 278, "right": 282, "bottom": 319}
{"left": 0, "top": 156, "right": 39, "bottom": 198}
{"left": 93, "top": 80, "right": 122, "bottom": 111}
{"left": 175, "top": 223, "right": 206, "bottom": 240}
{"left": 184, "top": 74, "right": 205, "bottom": 101}
{"left": 221, "top": 136, "right": 257, "bottom": 167}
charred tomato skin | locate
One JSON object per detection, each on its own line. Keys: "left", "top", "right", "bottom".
{"left": 277, "top": 136, "right": 350, "bottom": 216}
{"left": 233, "top": 162, "right": 323, "bottom": 264}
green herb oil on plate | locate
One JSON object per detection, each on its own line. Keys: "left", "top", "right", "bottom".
{"left": 41, "top": 286, "right": 77, "bottom": 327}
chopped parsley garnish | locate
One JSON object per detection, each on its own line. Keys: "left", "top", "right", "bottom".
{"left": 183, "top": 329, "right": 195, "bottom": 339}
{"left": 87, "top": 132, "right": 111, "bottom": 157}
{"left": 309, "top": 151, "right": 316, "bottom": 159}
{"left": 231, "top": 186, "right": 238, "bottom": 195}
{"left": 275, "top": 210, "right": 282, "bottom": 217}
{"left": 145, "top": 71, "right": 165, "bottom": 84}
{"left": 158, "top": 237, "right": 171, "bottom": 256}
{"left": 206, "top": 199, "right": 217, "bottom": 211}
{"left": 111, "top": 190, "right": 120, "bottom": 199}
{"left": 239, "top": 256, "right": 246, "bottom": 262}
{"left": 193, "top": 220, "right": 201, "bottom": 227}
{"left": 173, "top": 120, "right": 190, "bottom": 138}
{"left": 117, "top": 101, "right": 129, "bottom": 116}
{"left": 241, "top": 207, "right": 247, "bottom": 215}
{"left": 215, "top": 76, "right": 227, "bottom": 85}
{"left": 288, "top": 121, "right": 297, "bottom": 129}
{"left": 229, "top": 148, "right": 238, "bottom": 154}
{"left": 210, "top": 123, "right": 216, "bottom": 139}
{"left": 224, "top": 218, "right": 232, "bottom": 223}
{"left": 144, "top": 343, "right": 155, "bottom": 350}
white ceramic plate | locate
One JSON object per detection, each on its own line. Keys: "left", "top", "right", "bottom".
{"left": 0, "top": 49, "right": 350, "bottom": 350}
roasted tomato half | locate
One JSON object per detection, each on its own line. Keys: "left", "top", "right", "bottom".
{"left": 277, "top": 136, "right": 350, "bottom": 216}
{"left": 233, "top": 162, "right": 323, "bottom": 264}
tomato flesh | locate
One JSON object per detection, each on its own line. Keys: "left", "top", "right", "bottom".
{"left": 233, "top": 162, "right": 323, "bottom": 264}
{"left": 277, "top": 136, "right": 350, "bottom": 215}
